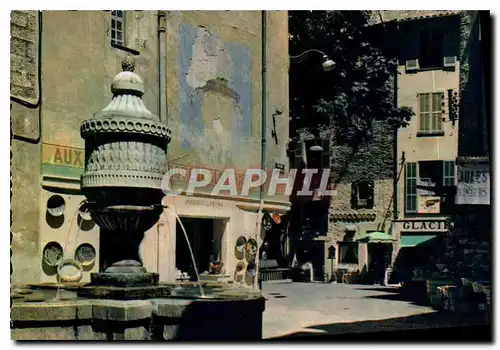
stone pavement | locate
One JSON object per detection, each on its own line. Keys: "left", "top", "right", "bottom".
{"left": 261, "top": 282, "right": 489, "bottom": 339}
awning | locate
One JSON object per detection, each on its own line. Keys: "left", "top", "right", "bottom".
{"left": 400, "top": 235, "right": 437, "bottom": 247}
{"left": 356, "top": 231, "right": 395, "bottom": 243}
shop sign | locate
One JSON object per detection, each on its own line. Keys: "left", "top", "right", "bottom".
{"left": 184, "top": 198, "right": 223, "bottom": 208}
{"left": 43, "top": 143, "right": 84, "bottom": 168}
{"left": 418, "top": 196, "right": 441, "bottom": 214}
{"left": 456, "top": 164, "right": 490, "bottom": 205}
{"left": 402, "top": 220, "right": 448, "bottom": 231}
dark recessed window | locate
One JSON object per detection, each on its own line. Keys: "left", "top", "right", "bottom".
{"left": 338, "top": 242, "right": 359, "bottom": 264}
{"left": 111, "top": 10, "right": 125, "bottom": 46}
{"left": 351, "top": 180, "right": 374, "bottom": 209}
{"left": 419, "top": 29, "right": 443, "bottom": 69}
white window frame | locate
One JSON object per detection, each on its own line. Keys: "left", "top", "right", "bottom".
{"left": 418, "top": 92, "right": 444, "bottom": 133}
{"left": 111, "top": 11, "right": 125, "bottom": 46}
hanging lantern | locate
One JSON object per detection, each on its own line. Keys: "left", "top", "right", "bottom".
{"left": 262, "top": 212, "right": 273, "bottom": 231}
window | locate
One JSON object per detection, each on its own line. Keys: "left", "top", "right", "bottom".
{"left": 351, "top": 180, "right": 374, "bottom": 209}
{"left": 418, "top": 93, "right": 444, "bottom": 134}
{"left": 418, "top": 161, "right": 442, "bottom": 197}
{"left": 443, "top": 160, "right": 456, "bottom": 186}
{"left": 305, "top": 138, "right": 330, "bottom": 171}
{"left": 111, "top": 11, "right": 125, "bottom": 46}
{"left": 419, "top": 29, "right": 443, "bottom": 69}
{"left": 405, "top": 161, "right": 456, "bottom": 215}
{"left": 338, "top": 242, "right": 359, "bottom": 265}
{"left": 405, "top": 163, "right": 418, "bottom": 214}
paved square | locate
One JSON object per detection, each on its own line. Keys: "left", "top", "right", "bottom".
{"left": 261, "top": 282, "right": 485, "bottom": 339}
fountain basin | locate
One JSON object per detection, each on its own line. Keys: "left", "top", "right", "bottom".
{"left": 11, "top": 283, "right": 266, "bottom": 341}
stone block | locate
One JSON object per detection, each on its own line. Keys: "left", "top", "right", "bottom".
{"left": 163, "top": 325, "right": 180, "bottom": 340}
{"left": 11, "top": 11, "right": 28, "bottom": 27}
{"left": 10, "top": 24, "right": 36, "bottom": 43}
{"left": 11, "top": 327, "right": 76, "bottom": 340}
{"left": 92, "top": 299, "right": 153, "bottom": 321}
{"left": 10, "top": 37, "right": 29, "bottom": 56}
{"left": 76, "top": 326, "right": 95, "bottom": 340}
{"left": 11, "top": 300, "right": 92, "bottom": 322}
{"left": 151, "top": 298, "right": 192, "bottom": 318}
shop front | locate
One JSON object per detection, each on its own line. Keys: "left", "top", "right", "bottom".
{"left": 151, "top": 194, "right": 290, "bottom": 288}
{"left": 392, "top": 219, "right": 449, "bottom": 284}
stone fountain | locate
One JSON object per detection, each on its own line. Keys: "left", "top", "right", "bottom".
{"left": 79, "top": 56, "right": 170, "bottom": 291}
{"left": 11, "top": 58, "right": 266, "bottom": 341}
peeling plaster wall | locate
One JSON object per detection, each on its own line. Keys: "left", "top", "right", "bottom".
{"left": 11, "top": 10, "right": 290, "bottom": 285}
{"left": 165, "top": 11, "right": 289, "bottom": 202}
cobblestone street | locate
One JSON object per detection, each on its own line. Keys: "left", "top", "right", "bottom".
{"left": 262, "top": 283, "right": 489, "bottom": 339}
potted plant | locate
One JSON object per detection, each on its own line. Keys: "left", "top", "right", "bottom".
{"left": 210, "top": 261, "right": 223, "bottom": 275}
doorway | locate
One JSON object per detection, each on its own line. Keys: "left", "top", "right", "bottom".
{"left": 310, "top": 241, "right": 326, "bottom": 282}
{"left": 175, "top": 217, "right": 224, "bottom": 281}
{"left": 368, "top": 243, "right": 393, "bottom": 283}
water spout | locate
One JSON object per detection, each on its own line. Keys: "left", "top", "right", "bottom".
{"left": 163, "top": 206, "right": 205, "bottom": 298}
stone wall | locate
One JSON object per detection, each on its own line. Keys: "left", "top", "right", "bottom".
{"left": 329, "top": 179, "right": 394, "bottom": 242}
{"left": 10, "top": 10, "right": 39, "bottom": 104}
{"left": 368, "top": 10, "right": 460, "bottom": 26}
{"left": 330, "top": 120, "right": 395, "bottom": 184}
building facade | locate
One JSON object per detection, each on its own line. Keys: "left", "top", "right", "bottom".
{"left": 372, "top": 11, "right": 463, "bottom": 281}
{"left": 11, "top": 10, "right": 290, "bottom": 287}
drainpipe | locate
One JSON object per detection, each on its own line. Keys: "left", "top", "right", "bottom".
{"left": 260, "top": 10, "right": 268, "bottom": 202}
{"left": 255, "top": 10, "right": 267, "bottom": 291}
{"left": 158, "top": 11, "right": 167, "bottom": 124}
{"left": 392, "top": 62, "right": 399, "bottom": 221}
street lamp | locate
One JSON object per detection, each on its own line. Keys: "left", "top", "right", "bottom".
{"left": 289, "top": 49, "right": 335, "bottom": 152}
{"left": 289, "top": 49, "right": 336, "bottom": 72}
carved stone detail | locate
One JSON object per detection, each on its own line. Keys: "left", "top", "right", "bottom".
{"left": 85, "top": 142, "right": 167, "bottom": 174}
{"left": 80, "top": 117, "right": 171, "bottom": 140}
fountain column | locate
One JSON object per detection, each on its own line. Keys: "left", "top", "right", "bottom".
{"left": 80, "top": 56, "right": 171, "bottom": 287}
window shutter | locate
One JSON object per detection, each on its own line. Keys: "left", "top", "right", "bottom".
{"left": 366, "top": 180, "right": 375, "bottom": 209}
{"left": 443, "top": 160, "right": 456, "bottom": 186}
{"left": 419, "top": 93, "right": 430, "bottom": 131}
{"left": 432, "top": 93, "right": 444, "bottom": 131}
{"left": 351, "top": 182, "right": 358, "bottom": 209}
{"left": 405, "top": 163, "right": 418, "bottom": 214}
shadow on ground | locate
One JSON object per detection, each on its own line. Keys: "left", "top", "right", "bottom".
{"left": 268, "top": 310, "right": 492, "bottom": 342}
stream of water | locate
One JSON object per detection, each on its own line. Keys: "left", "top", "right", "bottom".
{"left": 164, "top": 206, "right": 206, "bottom": 298}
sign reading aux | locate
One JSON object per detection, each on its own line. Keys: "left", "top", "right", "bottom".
{"left": 43, "top": 143, "right": 85, "bottom": 168}
{"left": 456, "top": 164, "right": 490, "bottom": 205}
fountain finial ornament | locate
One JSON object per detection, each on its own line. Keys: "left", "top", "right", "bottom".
{"left": 122, "top": 55, "right": 135, "bottom": 72}
{"left": 79, "top": 61, "right": 171, "bottom": 288}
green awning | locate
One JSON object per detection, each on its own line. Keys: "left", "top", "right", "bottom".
{"left": 400, "top": 235, "right": 437, "bottom": 247}
{"left": 357, "top": 231, "right": 395, "bottom": 243}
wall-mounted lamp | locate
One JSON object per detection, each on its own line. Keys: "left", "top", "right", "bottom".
{"left": 290, "top": 49, "right": 336, "bottom": 72}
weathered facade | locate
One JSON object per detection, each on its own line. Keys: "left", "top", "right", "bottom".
{"left": 445, "top": 11, "right": 491, "bottom": 283}
{"left": 371, "top": 11, "right": 464, "bottom": 282}
{"left": 11, "top": 10, "right": 290, "bottom": 287}
{"left": 324, "top": 120, "right": 396, "bottom": 281}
